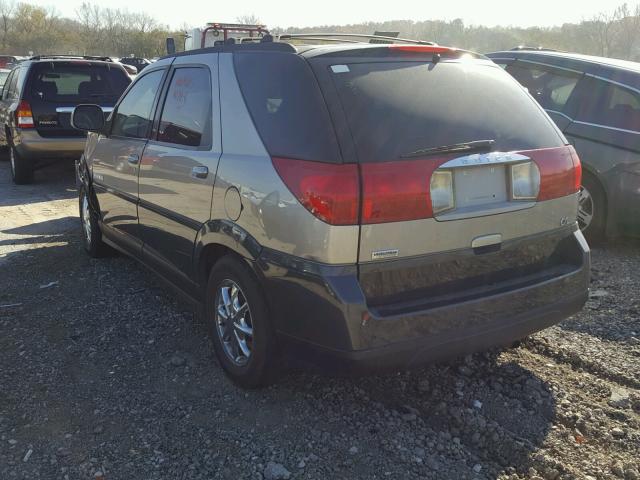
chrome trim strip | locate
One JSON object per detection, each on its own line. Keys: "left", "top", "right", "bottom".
{"left": 584, "top": 73, "right": 640, "bottom": 95}
{"left": 545, "top": 109, "right": 573, "bottom": 121}
{"left": 56, "top": 106, "right": 114, "bottom": 113}
{"left": 514, "top": 58, "right": 584, "bottom": 75}
{"left": 572, "top": 120, "right": 640, "bottom": 135}
{"left": 438, "top": 152, "right": 530, "bottom": 169}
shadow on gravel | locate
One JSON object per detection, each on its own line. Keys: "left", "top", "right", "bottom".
{"left": 278, "top": 351, "right": 557, "bottom": 479}
{"left": 1, "top": 216, "right": 78, "bottom": 237}
{"left": 0, "top": 160, "right": 77, "bottom": 208}
{"left": 0, "top": 211, "right": 558, "bottom": 479}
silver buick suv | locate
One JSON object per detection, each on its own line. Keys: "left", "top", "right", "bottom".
{"left": 72, "top": 40, "right": 590, "bottom": 387}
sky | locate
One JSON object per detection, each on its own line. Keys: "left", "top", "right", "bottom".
{"left": 31, "top": 0, "right": 612, "bottom": 30}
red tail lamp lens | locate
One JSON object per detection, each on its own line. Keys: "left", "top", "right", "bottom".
{"left": 524, "top": 146, "right": 582, "bottom": 201}
{"left": 360, "top": 159, "right": 442, "bottom": 224}
{"left": 272, "top": 157, "right": 360, "bottom": 225}
{"left": 16, "top": 100, "right": 34, "bottom": 128}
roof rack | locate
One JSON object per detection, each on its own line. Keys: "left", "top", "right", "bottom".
{"left": 510, "top": 46, "right": 558, "bottom": 52}
{"left": 29, "top": 54, "right": 112, "bottom": 61}
{"left": 200, "top": 22, "right": 269, "bottom": 48}
{"left": 277, "top": 33, "right": 434, "bottom": 45}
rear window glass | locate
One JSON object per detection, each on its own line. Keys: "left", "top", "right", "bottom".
{"left": 29, "top": 63, "right": 130, "bottom": 103}
{"left": 328, "top": 60, "right": 564, "bottom": 162}
{"left": 234, "top": 52, "right": 341, "bottom": 163}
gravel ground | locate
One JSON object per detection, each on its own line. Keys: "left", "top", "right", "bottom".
{"left": 0, "top": 160, "right": 639, "bottom": 480}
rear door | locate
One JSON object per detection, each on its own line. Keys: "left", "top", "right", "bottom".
{"left": 91, "top": 68, "right": 166, "bottom": 253}
{"left": 310, "top": 53, "right": 580, "bottom": 306}
{"left": 138, "top": 55, "right": 221, "bottom": 282}
{"left": 564, "top": 75, "right": 640, "bottom": 231}
{"left": 26, "top": 61, "right": 130, "bottom": 138}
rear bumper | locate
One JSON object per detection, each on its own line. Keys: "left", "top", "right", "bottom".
{"left": 258, "top": 228, "right": 590, "bottom": 372}
{"left": 14, "top": 129, "right": 86, "bottom": 160}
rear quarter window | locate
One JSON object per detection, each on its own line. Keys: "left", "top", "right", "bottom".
{"left": 233, "top": 52, "right": 341, "bottom": 163}
{"left": 325, "top": 60, "right": 565, "bottom": 162}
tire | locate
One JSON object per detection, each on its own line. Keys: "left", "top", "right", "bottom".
{"left": 578, "top": 172, "right": 606, "bottom": 243}
{"left": 79, "top": 186, "right": 110, "bottom": 257}
{"left": 0, "top": 145, "right": 8, "bottom": 161}
{"left": 206, "top": 255, "right": 279, "bottom": 388}
{"left": 9, "top": 145, "right": 33, "bottom": 184}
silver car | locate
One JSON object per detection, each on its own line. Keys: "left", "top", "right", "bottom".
{"left": 72, "top": 41, "right": 590, "bottom": 387}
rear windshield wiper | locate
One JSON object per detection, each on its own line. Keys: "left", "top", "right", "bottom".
{"left": 401, "top": 139, "right": 495, "bottom": 158}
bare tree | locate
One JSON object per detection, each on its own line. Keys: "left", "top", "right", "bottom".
{"left": 236, "top": 14, "right": 261, "bottom": 25}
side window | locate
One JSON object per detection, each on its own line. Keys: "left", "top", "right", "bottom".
{"left": 571, "top": 77, "right": 640, "bottom": 132}
{"left": 157, "top": 67, "right": 211, "bottom": 147}
{"left": 2, "top": 70, "right": 15, "bottom": 100}
{"left": 5, "top": 68, "right": 19, "bottom": 100}
{"left": 506, "top": 63, "right": 579, "bottom": 112}
{"left": 111, "top": 70, "right": 164, "bottom": 139}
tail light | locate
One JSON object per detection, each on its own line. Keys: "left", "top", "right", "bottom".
{"left": 272, "top": 157, "right": 359, "bottom": 225}
{"left": 16, "top": 100, "right": 34, "bottom": 129}
{"left": 360, "top": 159, "right": 442, "bottom": 224}
{"left": 273, "top": 145, "right": 580, "bottom": 227}
{"left": 527, "top": 146, "right": 581, "bottom": 201}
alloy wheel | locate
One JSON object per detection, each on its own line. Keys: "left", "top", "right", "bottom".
{"left": 215, "top": 279, "right": 254, "bottom": 366}
{"left": 81, "top": 194, "right": 92, "bottom": 244}
{"left": 577, "top": 185, "right": 594, "bottom": 231}
{"left": 9, "top": 147, "right": 15, "bottom": 176}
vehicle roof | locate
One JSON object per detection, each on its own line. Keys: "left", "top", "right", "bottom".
{"left": 162, "top": 41, "right": 488, "bottom": 62}
{"left": 486, "top": 50, "right": 640, "bottom": 88}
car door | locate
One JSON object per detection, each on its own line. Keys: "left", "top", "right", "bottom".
{"left": 502, "top": 60, "right": 581, "bottom": 132}
{"left": 563, "top": 75, "right": 640, "bottom": 232}
{"left": 0, "top": 68, "right": 18, "bottom": 142}
{"left": 91, "top": 68, "right": 166, "bottom": 254}
{"left": 137, "top": 55, "right": 221, "bottom": 285}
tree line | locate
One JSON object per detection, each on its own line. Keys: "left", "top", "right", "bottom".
{"left": 275, "top": 3, "right": 640, "bottom": 61}
{"left": 0, "top": 1, "right": 183, "bottom": 57}
{"left": 0, "top": 1, "right": 638, "bottom": 61}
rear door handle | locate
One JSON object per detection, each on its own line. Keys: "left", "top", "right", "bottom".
{"left": 191, "top": 165, "right": 208, "bottom": 179}
{"left": 127, "top": 154, "right": 139, "bottom": 165}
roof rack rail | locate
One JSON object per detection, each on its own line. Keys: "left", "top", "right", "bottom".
{"left": 510, "top": 46, "right": 558, "bottom": 52}
{"left": 29, "top": 54, "right": 113, "bottom": 61}
{"left": 277, "top": 33, "right": 434, "bottom": 45}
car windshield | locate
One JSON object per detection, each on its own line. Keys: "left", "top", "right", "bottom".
{"left": 30, "top": 62, "right": 130, "bottom": 103}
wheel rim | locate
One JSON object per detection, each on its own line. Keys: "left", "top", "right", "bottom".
{"left": 9, "top": 148, "right": 15, "bottom": 176}
{"left": 81, "top": 194, "right": 92, "bottom": 244}
{"left": 577, "top": 185, "right": 594, "bottom": 231}
{"left": 215, "top": 279, "right": 253, "bottom": 366}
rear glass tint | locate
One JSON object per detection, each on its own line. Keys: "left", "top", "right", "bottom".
{"left": 29, "top": 62, "right": 130, "bottom": 103}
{"left": 234, "top": 52, "right": 341, "bottom": 163}
{"left": 327, "top": 60, "right": 564, "bottom": 162}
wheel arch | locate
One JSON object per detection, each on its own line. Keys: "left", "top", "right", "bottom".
{"left": 193, "top": 220, "right": 264, "bottom": 292}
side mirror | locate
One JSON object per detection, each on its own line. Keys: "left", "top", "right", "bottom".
{"left": 166, "top": 37, "right": 176, "bottom": 55}
{"left": 71, "top": 104, "right": 105, "bottom": 132}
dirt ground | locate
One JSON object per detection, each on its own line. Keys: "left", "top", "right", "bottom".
{"left": 0, "top": 160, "right": 638, "bottom": 480}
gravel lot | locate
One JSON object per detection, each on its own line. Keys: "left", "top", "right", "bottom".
{"left": 0, "top": 160, "right": 639, "bottom": 480}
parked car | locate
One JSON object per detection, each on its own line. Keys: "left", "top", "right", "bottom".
{"left": 487, "top": 49, "right": 640, "bottom": 240}
{"left": 72, "top": 41, "right": 589, "bottom": 387}
{"left": 0, "top": 55, "right": 19, "bottom": 68}
{"left": 0, "top": 55, "right": 131, "bottom": 183}
{"left": 0, "top": 68, "right": 11, "bottom": 89}
{"left": 119, "top": 57, "right": 151, "bottom": 73}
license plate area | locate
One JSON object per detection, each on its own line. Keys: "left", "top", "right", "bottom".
{"left": 454, "top": 165, "right": 507, "bottom": 209}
